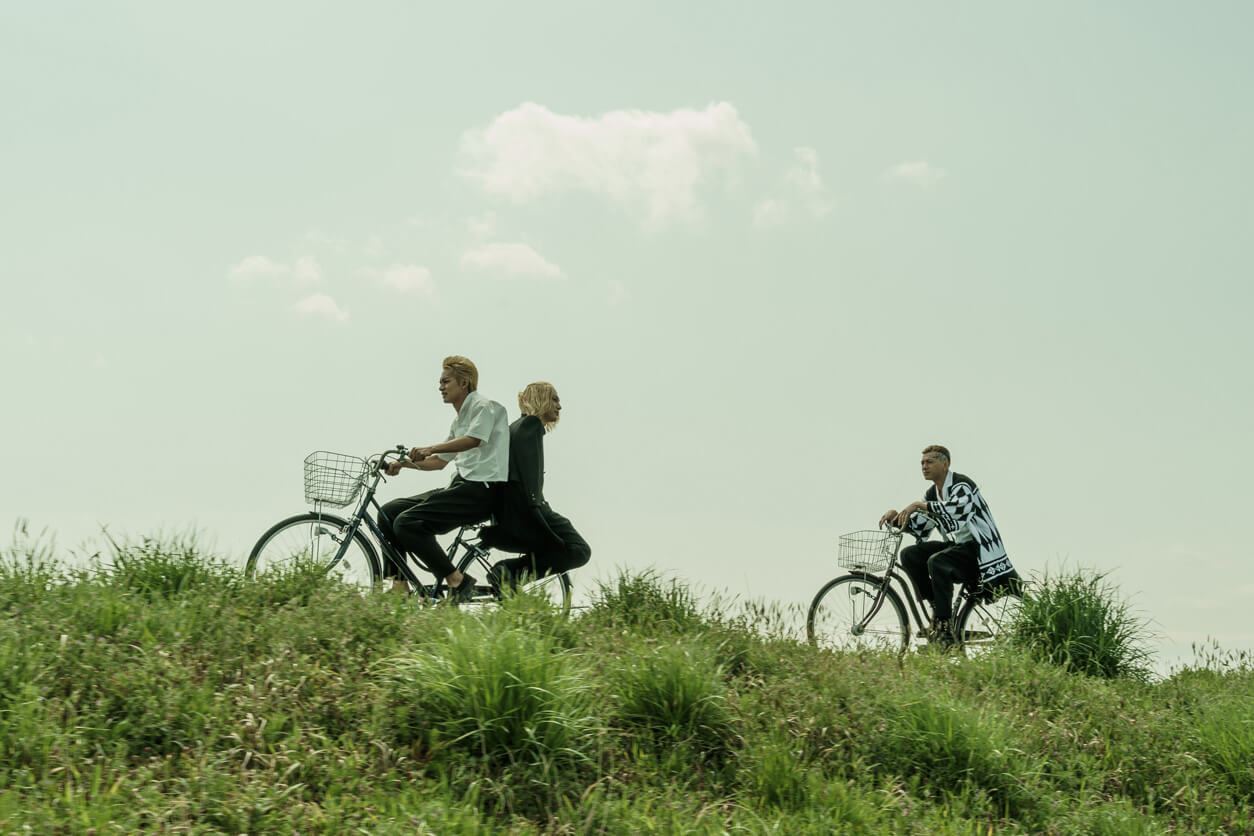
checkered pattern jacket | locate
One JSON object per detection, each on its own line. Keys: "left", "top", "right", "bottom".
{"left": 906, "top": 472, "right": 1016, "bottom": 585}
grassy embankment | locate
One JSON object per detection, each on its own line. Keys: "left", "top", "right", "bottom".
{"left": 0, "top": 534, "right": 1251, "bottom": 833}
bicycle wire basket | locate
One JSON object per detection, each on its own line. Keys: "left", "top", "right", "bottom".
{"left": 303, "top": 451, "right": 368, "bottom": 508}
{"left": 836, "top": 530, "right": 901, "bottom": 573}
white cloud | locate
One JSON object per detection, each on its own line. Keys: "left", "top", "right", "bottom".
{"left": 787, "top": 146, "right": 833, "bottom": 217}
{"left": 229, "top": 255, "right": 290, "bottom": 280}
{"left": 461, "top": 242, "right": 563, "bottom": 279}
{"left": 379, "top": 264, "right": 435, "bottom": 295}
{"left": 752, "top": 198, "right": 789, "bottom": 229}
{"left": 229, "top": 255, "right": 322, "bottom": 284}
{"left": 460, "top": 101, "right": 757, "bottom": 224}
{"left": 753, "top": 146, "right": 832, "bottom": 228}
{"left": 466, "top": 212, "right": 497, "bottom": 240}
{"left": 886, "top": 160, "right": 946, "bottom": 187}
{"left": 293, "top": 293, "right": 349, "bottom": 322}
{"left": 291, "top": 256, "right": 321, "bottom": 284}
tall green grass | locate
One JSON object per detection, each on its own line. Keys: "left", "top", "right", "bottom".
{"left": 1, "top": 537, "right": 1252, "bottom": 832}
{"left": 1009, "top": 568, "right": 1154, "bottom": 680}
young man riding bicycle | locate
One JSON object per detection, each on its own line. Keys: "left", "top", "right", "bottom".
{"left": 879, "top": 444, "right": 1021, "bottom": 648}
{"left": 377, "top": 355, "right": 509, "bottom": 601}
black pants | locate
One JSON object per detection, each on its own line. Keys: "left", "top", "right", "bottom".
{"left": 899, "top": 540, "right": 980, "bottom": 622}
{"left": 377, "top": 477, "right": 494, "bottom": 579}
{"left": 491, "top": 506, "right": 591, "bottom": 580}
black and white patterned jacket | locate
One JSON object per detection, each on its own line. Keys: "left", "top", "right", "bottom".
{"left": 905, "top": 471, "right": 1016, "bottom": 585}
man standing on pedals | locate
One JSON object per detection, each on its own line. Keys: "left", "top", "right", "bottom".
{"left": 480, "top": 381, "right": 591, "bottom": 592}
{"left": 879, "top": 444, "right": 1021, "bottom": 648}
{"left": 378, "top": 355, "right": 509, "bottom": 602}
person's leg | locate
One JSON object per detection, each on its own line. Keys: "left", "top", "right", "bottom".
{"left": 531, "top": 508, "right": 590, "bottom": 576}
{"left": 899, "top": 541, "right": 948, "bottom": 612}
{"left": 926, "top": 542, "right": 981, "bottom": 622}
{"left": 378, "top": 490, "right": 442, "bottom": 580}
{"left": 392, "top": 479, "right": 494, "bottom": 586}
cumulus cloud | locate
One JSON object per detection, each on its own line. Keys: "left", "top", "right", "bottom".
{"left": 229, "top": 255, "right": 322, "bottom": 284}
{"left": 753, "top": 146, "right": 832, "bottom": 228}
{"left": 378, "top": 264, "right": 435, "bottom": 295}
{"left": 886, "top": 160, "right": 946, "bottom": 187}
{"left": 461, "top": 242, "right": 563, "bottom": 279}
{"left": 460, "top": 101, "right": 757, "bottom": 224}
{"left": 293, "top": 293, "right": 349, "bottom": 322}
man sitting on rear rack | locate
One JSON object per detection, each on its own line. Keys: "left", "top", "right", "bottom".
{"left": 879, "top": 444, "right": 1020, "bottom": 646}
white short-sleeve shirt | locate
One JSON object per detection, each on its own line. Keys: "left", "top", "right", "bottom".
{"left": 436, "top": 390, "right": 509, "bottom": 482}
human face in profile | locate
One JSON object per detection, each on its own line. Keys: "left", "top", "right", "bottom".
{"left": 439, "top": 370, "right": 469, "bottom": 405}
{"left": 542, "top": 391, "right": 561, "bottom": 426}
{"left": 921, "top": 452, "right": 949, "bottom": 482}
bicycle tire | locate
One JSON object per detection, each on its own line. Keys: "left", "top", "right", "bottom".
{"left": 807, "top": 573, "right": 909, "bottom": 652}
{"left": 516, "top": 571, "right": 573, "bottom": 616}
{"left": 955, "top": 587, "right": 1023, "bottom": 656}
{"left": 246, "top": 512, "right": 382, "bottom": 589}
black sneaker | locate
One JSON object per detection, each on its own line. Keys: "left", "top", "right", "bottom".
{"left": 446, "top": 574, "right": 479, "bottom": 604}
{"left": 921, "top": 619, "right": 957, "bottom": 649}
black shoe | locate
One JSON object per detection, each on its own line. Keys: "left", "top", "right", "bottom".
{"left": 447, "top": 574, "right": 479, "bottom": 604}
{"left": 487, "top": 563, "right": 514, "bottom": 595}
{"left": 921, "top": 619, "right": 956, "bottom": 649}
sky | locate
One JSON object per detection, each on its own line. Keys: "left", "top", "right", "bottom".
{"left": 2, "top": 2, "right": 1251, "bottom": 670}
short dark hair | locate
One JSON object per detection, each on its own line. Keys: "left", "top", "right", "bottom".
{"left": 921, "top": 444, "right": 950, "bottom": 461}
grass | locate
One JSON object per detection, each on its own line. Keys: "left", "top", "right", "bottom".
{"left": 0, "top": 532, "right": 1251, "bottom": 832}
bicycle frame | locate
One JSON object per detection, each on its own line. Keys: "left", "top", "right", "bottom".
{"left": 852, "top": 519, "right": 971, "bottom": 639}
{"left": 318, "top": 447, "right": 486, "bottom": 596}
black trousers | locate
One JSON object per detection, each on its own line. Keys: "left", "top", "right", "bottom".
{"left": 491, "top": 506, "right": 591, "bottom": 580}
{"left": 899, "top": 539, "right": 980, "bottom": 622}
{"left": 377, "top": 476, "right": 494, "bottom": 579}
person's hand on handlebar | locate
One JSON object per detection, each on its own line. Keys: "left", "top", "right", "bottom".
{"left": 894, "top": 501, "right": 927, "bottom": 528}
{"left": 878, "top": 509, "right": 899, "bottom": 529}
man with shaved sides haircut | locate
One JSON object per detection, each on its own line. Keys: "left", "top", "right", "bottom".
{"left": 880, "top": 445, "right": 1021, "bottom": 647}
{"left": 377, "top": 356, "right": 509, "bottom": 602}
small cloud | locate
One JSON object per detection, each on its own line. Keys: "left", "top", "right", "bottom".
{"left": 461, "top": 242, "right": 563, "bottom": 279}
{"left": 753, "top": 147, "right": 831, "bottom": 229}
{"left": 229, "top": 255, "right": 289, "bottom": 280}
{"left": 886, "top": 160, "right": 946, "bottom": 187}
{"left": 466, "top": 212, "right": 497, "bottom": 241}
{"left": 752, "top": 198, "right": 789, "bottom": 229}
{"left": 379, "top": 264, "right": 435, "bottom": 295}
{"left": 229, "top": 254, "right": 322, "bottom": 284}
{"left": 294, "top": 293, "right": 349, "bottom": 322}
{"left": 291, "top": 256, "right": 322, "bottom": 284}
{"left": 787, "top": 146, "right": 832, "bottom": 217}
{"left": 460, "top": 101, "right": 757, "bottom": 225}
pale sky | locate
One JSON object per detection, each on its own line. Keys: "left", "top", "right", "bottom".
{"left": 3, "top": 3, "right": 1251, "bottom": 669}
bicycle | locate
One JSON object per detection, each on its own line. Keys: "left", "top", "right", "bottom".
{"left": 245, "top": 447, "right": 573, "bottom": 613}
{"left": 806, "top": 523, "right": 1023, "bottom": 655}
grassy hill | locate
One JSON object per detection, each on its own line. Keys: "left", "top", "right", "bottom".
{"left": 1, "top": 535, "right": 1251, "bottom": 833}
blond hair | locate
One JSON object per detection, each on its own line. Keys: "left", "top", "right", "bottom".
{"left": 518, "top": 381, "right": 560, "bottom": 431}
{"left": 442, "top": 355, "right": 479, "bottom": 392}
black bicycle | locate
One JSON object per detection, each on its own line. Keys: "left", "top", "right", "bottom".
{"left": 806, "top": 524, "right": 1022, "bottom": 655}
{"left": 245, "top": 447, "right": 572, "bottom": 612}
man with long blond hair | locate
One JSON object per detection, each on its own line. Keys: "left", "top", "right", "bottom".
{"left": 377, "top": 356, "right": 509, "bottom": 601}
{"left": 480, "top": 381, "right": 591, "bottom": 587}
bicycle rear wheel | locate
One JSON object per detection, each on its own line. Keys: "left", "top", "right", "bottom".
{"left": 955, "top": 587, "right": 1024, "bottom": 656}
{"left": 807, "top": 574, "right": 908, "bottom": 652}
{"left": 246, "top": 512, "right": 382, "bottom": 590}
{"left": 516, "top": 571, "right": 572, "bottom": 616}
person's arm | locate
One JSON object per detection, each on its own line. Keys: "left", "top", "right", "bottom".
{"left": 411, "top": 436, "right": 481, "bottom": 459}
{"left": 513, "top": 416, "right": 545, "bottom": 505}
{"left": 925, "top": 483, "right": 977, "bottom": 534}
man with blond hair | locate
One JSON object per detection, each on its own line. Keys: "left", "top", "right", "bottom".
{"left": 481, "top": 381, "right": 591, "bottom": 588}
{"left": 377, "top": 356, "right": 509, "bottom": 601}
{"left": 879, "top": 444, "right": 1020, "bottom": 646}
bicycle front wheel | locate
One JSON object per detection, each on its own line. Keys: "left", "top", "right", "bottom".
{"left": 246, "top": 512, "right": 382, "bottom": 590}
{"left": 955, "top": 587, "right": 1024, "bottom": 657}
{"left": 807, "top": 574, "right": 908, "bottom": 652}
